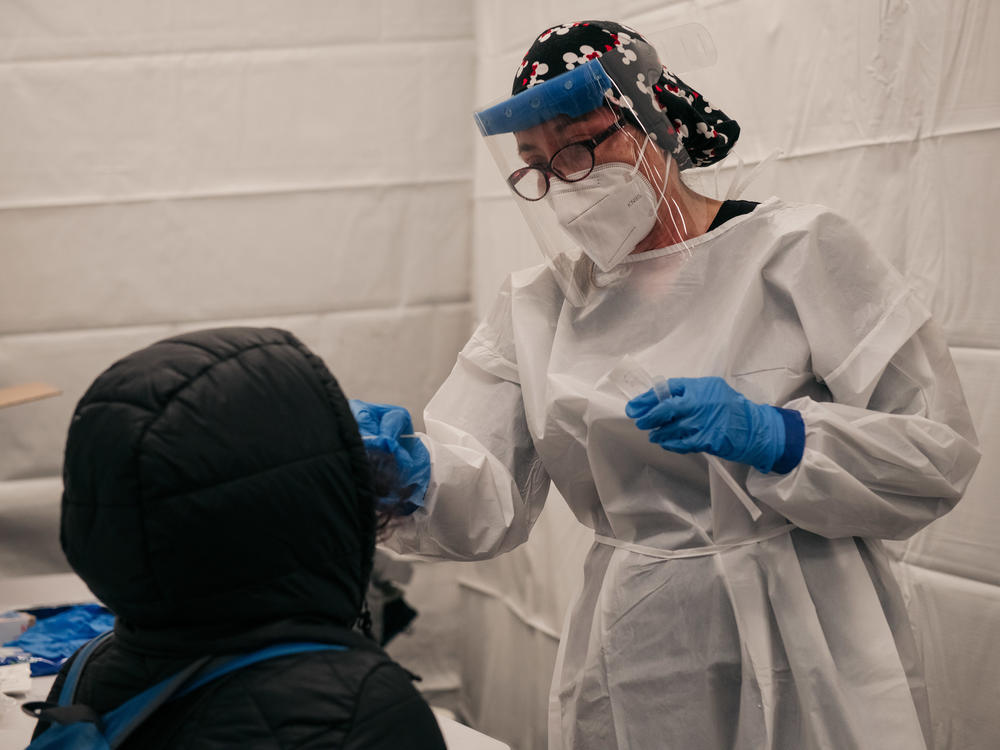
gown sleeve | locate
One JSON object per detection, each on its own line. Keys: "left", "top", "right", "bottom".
{"left": 747, "top": 208, "right": 981, "bottom": 539}
{"left": 382, "top": 277, "right": 551, "bottom": 560}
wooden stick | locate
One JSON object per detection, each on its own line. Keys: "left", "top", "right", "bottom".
{"left": 0, "top": 382, "right": 62, "bottom": 409}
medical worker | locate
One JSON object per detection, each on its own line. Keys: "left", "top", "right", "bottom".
{"left": 353, "top": 20, "right": 981, "bottom": 750}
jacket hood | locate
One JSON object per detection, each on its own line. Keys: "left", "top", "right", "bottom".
{"left": 61, "top": 327, "right": 376, "bottom": 639}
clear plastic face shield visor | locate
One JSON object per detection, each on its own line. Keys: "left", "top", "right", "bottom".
{"left": 474, "top": 24, "right": 716, "bottom": 306}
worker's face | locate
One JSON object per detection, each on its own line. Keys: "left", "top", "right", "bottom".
{"left": 513, "top": 106, "right": 668, "bottom": 191}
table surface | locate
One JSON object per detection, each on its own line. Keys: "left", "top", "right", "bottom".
{"left": 0, "top": 674, "right": 55, "bottom": 747}
{"left": 0, "top": 574, "right": 509, "bottom": 749}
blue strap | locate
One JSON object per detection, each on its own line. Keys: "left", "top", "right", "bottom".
{"left": 100, "top": 642, "right": 345, "bottom": 747}
{"left": 100, "top": 657, "right": 210, "bottom": 746}
{"left": 43, "top": 639, "right": 346, "bottom": 749}
{"left": 174, "top": 642, "right": 347, "bottom": 699}
{"left": 56, "top": 631, "right": 114, "bottom": 705}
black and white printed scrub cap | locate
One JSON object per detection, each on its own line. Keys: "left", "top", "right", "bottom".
{"left": 511, "top": 20, "right": 740, "bottom": 169}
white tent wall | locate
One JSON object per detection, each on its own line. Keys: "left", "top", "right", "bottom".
{"left": 0, "top": 0, "right": 475, "bottom": 712}
{"left": 464, "top": 1, "right": 1000, "bottom": 749}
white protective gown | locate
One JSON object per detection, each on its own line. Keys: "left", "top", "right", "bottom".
{"left": 385, "top": 197, "right": 981, "bottom": 750}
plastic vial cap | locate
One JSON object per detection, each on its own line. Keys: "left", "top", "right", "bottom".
{"left": 652, "top": 378, "right": 671, "bottom": 401}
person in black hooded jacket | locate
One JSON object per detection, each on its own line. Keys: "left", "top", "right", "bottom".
{"left": 29, "top": 326, "right": 447, "bottom": 749}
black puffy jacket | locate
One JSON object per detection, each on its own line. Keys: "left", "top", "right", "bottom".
{"left": 32, "top": 327, "right": 446, "bottom": 750}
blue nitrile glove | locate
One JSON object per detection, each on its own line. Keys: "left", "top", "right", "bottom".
{"left": 625, "top": 377, "right": 804, "bottom": 474}
{"left": 349, "top": 399, "right": 430, "bottom": 513}
{"left": 3, "top": 603, "right": 114, "bottom": 676}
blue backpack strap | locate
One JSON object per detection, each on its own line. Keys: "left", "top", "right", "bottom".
{"left": 98, "top": 642, "right": 345, "bottom": 748}
{"left": 58, "top": 630, "right": 116, "bottom": 704}
{"left": 172, "top": 642, "right": 347, "bottom": 700}
{"left": 96, "top": 657, "right": 210, "bottom": 747}
{"left": 25, "top": 639, "right": 346, "bottom": 749}
{"left": 20, "top": 630, "right": 117, "bottom": 725}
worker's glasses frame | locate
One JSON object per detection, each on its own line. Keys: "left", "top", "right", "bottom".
{"left": 507, "top": 117, "right": 628, "bottom": 201}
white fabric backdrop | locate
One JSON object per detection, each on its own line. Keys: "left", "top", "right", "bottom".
{"left": 463, "top": 1, "right": 1000, "bottom": 749}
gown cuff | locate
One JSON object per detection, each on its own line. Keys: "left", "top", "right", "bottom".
{"left": 771, "top": 407, "right": 805, "bottom": 474}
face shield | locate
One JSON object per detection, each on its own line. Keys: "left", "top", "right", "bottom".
{"left": 476, "top": 59, "right": 686, "bottom": 304}
{"left": 474, "top": 22, "right": 730, "bottom": 306}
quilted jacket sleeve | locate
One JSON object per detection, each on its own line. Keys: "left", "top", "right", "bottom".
{"left": 343, "top": 662, "right": 447, "bottom": 750}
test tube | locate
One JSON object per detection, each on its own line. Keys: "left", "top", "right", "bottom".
{"left": 652, "top": 377, "right": 671, "bottom": 401}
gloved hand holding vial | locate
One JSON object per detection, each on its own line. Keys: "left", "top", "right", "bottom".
{"left": 626, "top": 376, "right": 804, "bottom": 475}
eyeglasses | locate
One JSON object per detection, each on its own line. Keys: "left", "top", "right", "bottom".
{"left": 507, "top": 118, "right": 628, "bottom": 201}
